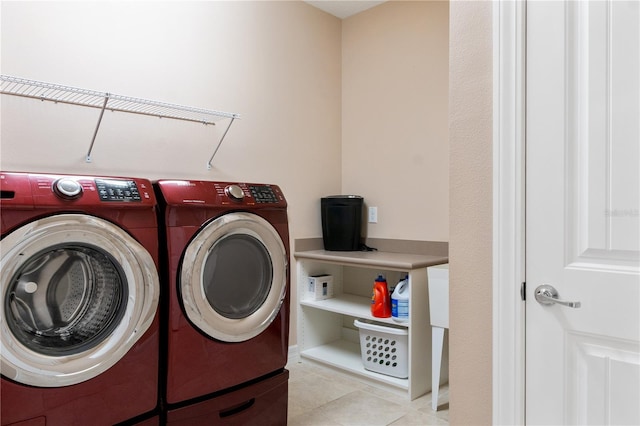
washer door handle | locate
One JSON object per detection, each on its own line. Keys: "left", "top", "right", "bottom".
{"left": 535, "top": 284, "right": 581, "bottom": 308}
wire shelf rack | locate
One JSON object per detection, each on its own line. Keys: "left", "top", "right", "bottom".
{"left": 0, "top": 75, "right": 240, "bottom": 167}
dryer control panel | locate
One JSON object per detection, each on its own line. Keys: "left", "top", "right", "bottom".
{"left": 155, "top": 180, "right": 286, "bottom": 207}
{"left": 214, "top": 182, "right": 286, "bottom": 206}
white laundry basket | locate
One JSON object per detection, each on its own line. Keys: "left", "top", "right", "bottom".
{"left": 354, "top": 319, "right": 408, "bottom": 379}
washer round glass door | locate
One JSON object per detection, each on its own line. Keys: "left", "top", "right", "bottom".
{"left": 180, "top": 212, "right": 287, "bottom": 342}
{"left": 0, "top": 214, "right": 159, "bottom": 387}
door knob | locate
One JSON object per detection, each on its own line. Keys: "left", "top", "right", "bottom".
{"left": 535, "top": 284, "right": 581, "bottom": 308}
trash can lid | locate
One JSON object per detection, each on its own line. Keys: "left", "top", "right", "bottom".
{"left": 322, "top": 195, "right": 363, "bottom": 199}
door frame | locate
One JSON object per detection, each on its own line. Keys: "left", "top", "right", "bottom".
{"left": 492, "top": 0, "right": 526, "bottom": 424}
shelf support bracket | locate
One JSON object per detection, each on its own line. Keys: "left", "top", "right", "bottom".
{"left": 206, "top": 116, "right": 236, "bottom": 170}
{"left": 86, "top": 94, "right": 110, "bottom": 163}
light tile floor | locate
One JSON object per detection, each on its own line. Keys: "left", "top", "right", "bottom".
{"left": 286, "top": 360, "right": 449, "bottom": 426}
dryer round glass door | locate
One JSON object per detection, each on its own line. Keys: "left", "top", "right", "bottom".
{"left": 0, "top": 214, "right": 159, "bottom": 387}
{"left": 180, "top": 212, "right": 287, "bottom": 342}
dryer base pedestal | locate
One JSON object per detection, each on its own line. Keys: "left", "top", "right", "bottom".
{"left": 166, "top": 370, "right": 288, "bottom": 426}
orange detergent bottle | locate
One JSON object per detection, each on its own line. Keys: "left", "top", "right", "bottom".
{"left": 371, "top": 275, "right": 391, "bottom": 318}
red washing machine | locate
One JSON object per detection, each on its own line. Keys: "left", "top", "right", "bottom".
{"left": 154, "top": 180, "right": 289, "bottom": 422}
{"left": 0, "top": 172, "right": 160, "bottom": 426}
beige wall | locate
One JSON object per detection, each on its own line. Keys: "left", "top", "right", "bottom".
{"left": 2, "top": 2, "right": 496, "bottom": 423}
{"left": 0, "top": 1, "right": 342, "bottom": 242}
{"left": 2, "top": 0, "right": 450, "bottom": 350}
{"left": 0, "top": 1, "right": 343, "bottom": 348}
{"left": 449, "top": 1, "right": 493, "bottom": 424}
{"left": 342, "top": 0, "right": 449, "bottom": 243}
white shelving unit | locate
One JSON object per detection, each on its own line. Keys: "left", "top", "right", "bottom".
{"left": 0, "top": 75, "right": 240, "bottom": 168}
{"left": 295, "top": 249, "right": 448, "bottom": 400}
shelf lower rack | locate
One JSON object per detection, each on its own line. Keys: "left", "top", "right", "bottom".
{"left": 300, "top": 340, "right": 409, "bottom": 390}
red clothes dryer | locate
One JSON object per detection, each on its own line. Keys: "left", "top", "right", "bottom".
{"left": 154, "top": 180, "right": 290, "bottom": 407}
{"left": 0, "top": 172, "right": 160, "bottom": 426}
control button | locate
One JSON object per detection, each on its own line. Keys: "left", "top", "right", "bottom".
{"left": 225, "top": 185, "right": 245, "bottom": 201}
{"left": 53, "top": 178, "right": 83, "bottom": 200}
{"left": 249, "top": 185, "right": 278, "bottom": 203}
{"left": 95, "top": 179, "right": 142, "bottom": 202}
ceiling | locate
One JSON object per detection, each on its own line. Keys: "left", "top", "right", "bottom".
{"left": 304, "top": 1, "right": 387, "bottom": 19}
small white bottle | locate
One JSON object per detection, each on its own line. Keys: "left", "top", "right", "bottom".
{"left": 391, "top": 276, "right": 409, "bottom": 322}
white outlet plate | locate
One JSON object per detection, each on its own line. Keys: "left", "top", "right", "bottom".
{"left": 368, "top": 206, "right": 378, "bottom": 223}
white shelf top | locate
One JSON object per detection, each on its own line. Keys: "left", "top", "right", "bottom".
{"left": 0, "top": 75, "right": 239, "bottom": 124}
{"left": 294, "top": 249, "right": 448, "bottom": 270}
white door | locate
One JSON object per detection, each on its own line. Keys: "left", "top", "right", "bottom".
{"left": 527, "top": 1, "right": 640, "bottom": 424}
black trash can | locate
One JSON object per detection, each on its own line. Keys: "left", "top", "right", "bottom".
{"left": 321, "top": 195, "right": 363, "bottom": 251}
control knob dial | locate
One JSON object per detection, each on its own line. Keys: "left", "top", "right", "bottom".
{"left": 225, "top": 184, "right": 244, "bottom": 201}
{"left": 53, "top": 178, "right": 83, "bottom": 200}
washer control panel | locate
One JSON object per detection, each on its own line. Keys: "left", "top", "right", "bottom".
{"left": 0, "top": 173, "right": 155, "bottom": 207}
{"left": 95, "top": 178, "right": 142, "bottom": 202}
